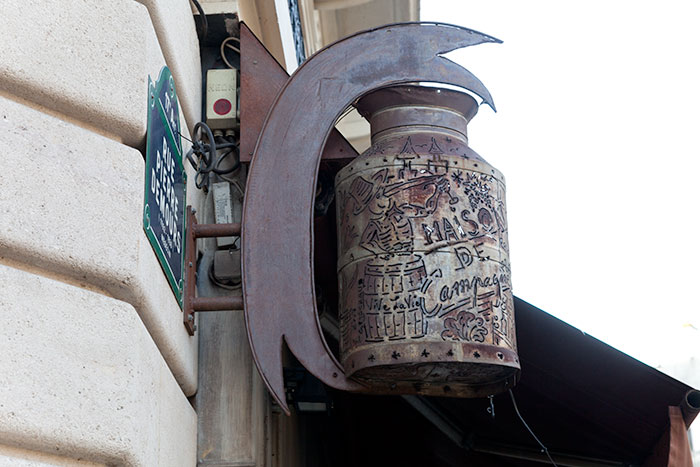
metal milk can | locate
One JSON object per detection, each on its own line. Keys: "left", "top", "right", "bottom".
{"left": 335, "top": 85, "right": 519, "bottom": 397}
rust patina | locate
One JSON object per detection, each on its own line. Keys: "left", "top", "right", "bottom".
{"left": 336, "top": 85, "right": 518, "bottom": 398}
{"left": 242, "top": 22, "right": 503, "bottom": 414}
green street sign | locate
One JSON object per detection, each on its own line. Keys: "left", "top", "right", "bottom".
{"left": 143, "top": 67, "right": 187, "bottom": 307}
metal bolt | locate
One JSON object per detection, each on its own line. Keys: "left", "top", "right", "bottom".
{"left": 253, "top": 60, "right": 258, "bottom": 65}
{"left": 189, "top": 262, "right": 193, "bottom": 267}
{"left": 188, "top": 315, "right": 194, "bottom": 322}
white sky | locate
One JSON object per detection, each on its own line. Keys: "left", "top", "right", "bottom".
{"left": 420, "top": 1, "right": 700, "bottom": 386}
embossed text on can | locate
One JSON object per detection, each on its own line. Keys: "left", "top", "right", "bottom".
{"left": 335, "top": 86, "right": 519, "bottom": 397}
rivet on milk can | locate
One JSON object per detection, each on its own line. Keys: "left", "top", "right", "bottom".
{"left": 335, "top": 85, "right": 519, "bottom": 397}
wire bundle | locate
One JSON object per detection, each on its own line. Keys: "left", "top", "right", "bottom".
{"left": 185, "top": 122, "right": 240, "bottom": 191}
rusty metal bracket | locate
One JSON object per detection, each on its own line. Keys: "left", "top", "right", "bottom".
{"left": 239, "top": 22, "right": 357, "bottom": 163}
{"left": 183, "top": 206, "right": 243, "bottom": 335}
{"left": 242, "top": 22, "right": 502, "bottom": 415}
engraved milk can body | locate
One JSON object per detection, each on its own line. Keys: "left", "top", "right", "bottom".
{"left": 335, "top": 85, "right": 519, "bottom": 397}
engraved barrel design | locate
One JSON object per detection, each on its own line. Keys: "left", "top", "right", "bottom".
{"left": 335, "top": 86, "right": 519, "bottom": 398}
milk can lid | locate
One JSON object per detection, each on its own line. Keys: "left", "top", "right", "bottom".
{"left": 355, "top": 85, "right": 480, "bottom": 123}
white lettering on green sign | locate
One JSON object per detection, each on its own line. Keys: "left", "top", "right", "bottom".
{"left": 151, "top": 135, "right": 182, "bottom": 256}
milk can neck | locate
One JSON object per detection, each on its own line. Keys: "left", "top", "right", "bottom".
{"left": 369, "top": 105, "right": 470, "bottom": 145}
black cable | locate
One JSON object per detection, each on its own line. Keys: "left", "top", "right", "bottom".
{"left": 212, "top": 135, "right": 240, "bottom": 175}
{"left": 190, "top": 0, "right": 208, "bottom": 42}
{"left": 186, "top": 122, "right": 216, "bottom": 190}
{"left": 212, "top": 149, "right": 239, "bottom": 174}
{"left": 212, "top": 142, "right": 238, "bottom": 149}
{"left": 508, "top": 389, "right": 559, "bottom": 467}
{"left": 208, "top": 261, "right": 241, "bottom": 290}
{"left": 185, "top": 123, "right": 241, "bottom": 190}
{"left": 196, "top": 122, "right": 218, "bottom": 168}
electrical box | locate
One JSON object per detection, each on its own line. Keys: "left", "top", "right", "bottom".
{"left": 212, "top": 181, "right": 236, "bottom": 248}
{"left": 206, "top": 69, "right": 237, "bottom": 130}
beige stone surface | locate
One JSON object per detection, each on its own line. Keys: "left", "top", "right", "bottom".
{"left": 136, "top": 0, "right": 202, "bottom": 129}
{"left": 0, "top": 444, "right": 103, "bottom": 466}
{"left": 0, "top": 264, "right": 196, "bottom": 466}
{"left": 195, "top": 0, "right": 240, "bottom": 15}
{"left": 0, "top": 446, "right": 96, "bottom": 467}
{"left": 0, "top": 95, "right": 198, "bottom": 395}
{"left": 0, "top": 0, "right": 181, "bottom": 148}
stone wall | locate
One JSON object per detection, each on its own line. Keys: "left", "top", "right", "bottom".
{"left": 0, "top": 0, "right": 203, "bottom": 464}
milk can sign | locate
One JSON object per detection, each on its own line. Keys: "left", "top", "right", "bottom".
{"left": 143, "top": 67, "right": 186, "bottom": 307}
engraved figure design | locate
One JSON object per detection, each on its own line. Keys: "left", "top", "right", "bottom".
{"left": 340, "top": 168, "right": 455, "bottom": 344}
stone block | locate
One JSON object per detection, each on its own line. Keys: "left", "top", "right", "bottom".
{"left": 136, "top": 0, "right": 203, "bottom": 129}
{"left": 0, "top": 264, "right": 197, "bottom": 466}
{"left": 0, "top": 444, "right": 103, "bottom": 466}
{"left": 0, "top": 95, "right": 197, "bottom": 395}
{"left": 0, "top": 0, "right": 196, "bottom": 148}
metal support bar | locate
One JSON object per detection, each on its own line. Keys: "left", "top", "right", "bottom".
{"left": 184, "top": 206, "right": 244, "bottom": 335}
{"left": 184, "top": 206, "right": 198, "bottom": 335}
{"left": 192, "top": 295, "right": 244, "bottom": 311}
{"left": 193, "top": 222, "right": 241, "bottom": 238}
{"left": 680, "top": 389, "right": 700, "bottom": 428}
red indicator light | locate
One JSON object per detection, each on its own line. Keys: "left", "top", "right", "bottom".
{"left": 214, "top": 99, "right": 232, "bottom": 115}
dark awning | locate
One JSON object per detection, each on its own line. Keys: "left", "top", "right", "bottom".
{"left": 418, "top": 296, "right": 699, "bottom": 465}
{"left": 312, "top": 297, "right": 698, "bottom": 466}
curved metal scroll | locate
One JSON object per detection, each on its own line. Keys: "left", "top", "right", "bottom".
{"left": 242, "top": 22, "right": 501, "bottom": 414}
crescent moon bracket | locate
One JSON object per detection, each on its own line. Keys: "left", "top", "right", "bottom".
{"left": 242, "top": 22, "right": 500, "bottom": 415}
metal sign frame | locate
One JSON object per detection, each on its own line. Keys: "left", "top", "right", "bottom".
{"left": 143, "top": 66, "right": 187, "bottom": 307}
{"left": 241, "top": 22, "right": 501, "bottom": 415}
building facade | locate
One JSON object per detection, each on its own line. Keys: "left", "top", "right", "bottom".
{"left": 0, "top": 0, "right": 415, "bottom": 465}
{"left": 2, "top": 1, "right": 697, "bottom": 466}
